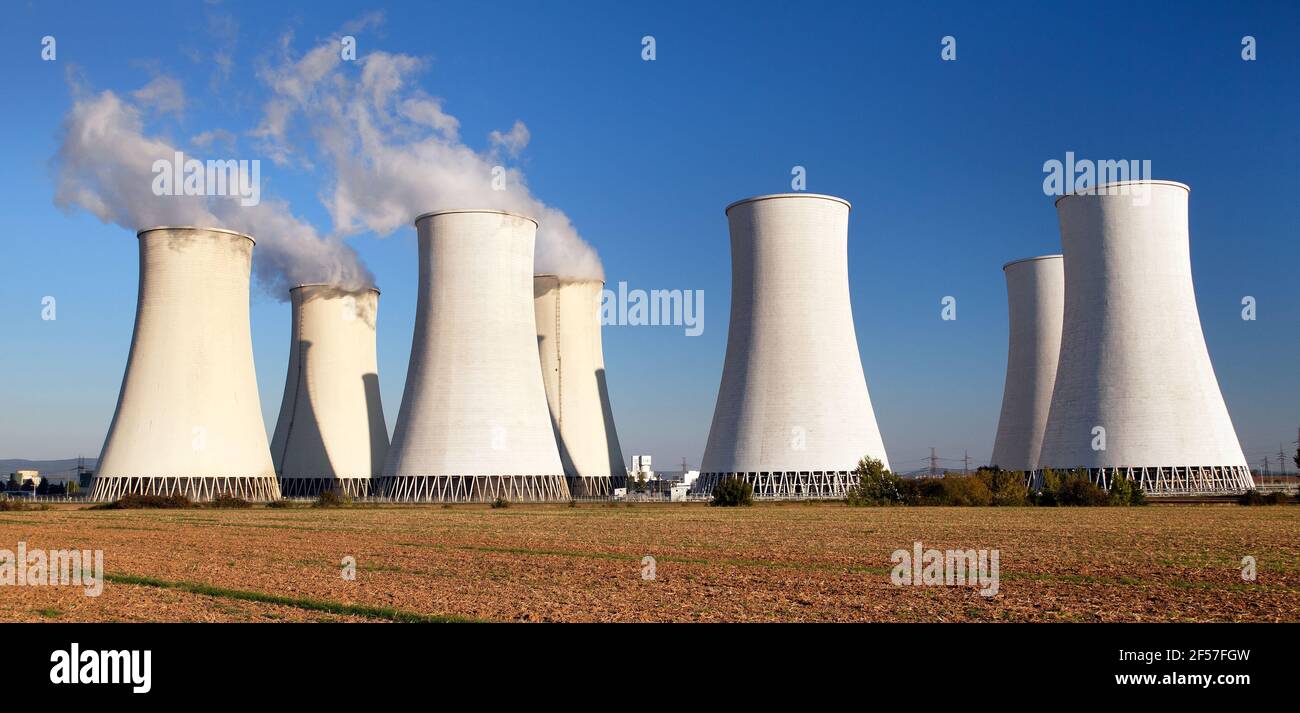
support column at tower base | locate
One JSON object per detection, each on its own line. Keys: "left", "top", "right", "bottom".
{"left": 90, "top": 475, "right": 282, "bottom": 502}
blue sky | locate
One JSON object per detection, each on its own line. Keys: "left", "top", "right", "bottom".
{"left": 0, "top": 0, "right": 1297, "bottom": 473}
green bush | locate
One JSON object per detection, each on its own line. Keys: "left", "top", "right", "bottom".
{"left": 1034, "top": 469, "right": 1062, "bottom": 506}
{"left": 845, "top": 456, "right": 904, "bottom": 506}
{"left": 265, "top": 499, "right": 295, "bottom": 509}
{"left": 1054, "top": 470, "right": 1110, "bottom": 506}
{"left": 206, "top": 493, "right": 252, "bottom": 509}
{"left": 1106, "top": 474, "right": 1148, "bottom": 506}
{"left": 977, "top": 468, "right": 1030, "bottom": 506}
{"left": 312, "top": 490, "right": 352, "bottom": 508}
{"left": 490, "top": 496, "right": 510, "bottom": 509}
{"left": 1108, "top": 473, "right": 1133, "bottom": 505}
{"left": 898, "top": 477, "right": 946, "bottom": 506}
{"left": 1129, "top": 485, "right": 1147, "bottom": 506}
{"left": 94, "top": 494, "right": 193, "bottom": 510}
{"left": 710, "top": 478, "right": 754, "bottom": 507}
{"left": 939, "top": 474, "right": 993, "bottom": 506}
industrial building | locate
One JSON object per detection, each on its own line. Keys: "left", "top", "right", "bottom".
{"left": 1036, "top": 181, "right": 1254, "bottom": 494}
{"left": 533, "top": 275, "right": 625, "bottom": 496}
{"left": 92, "top": 227, "right": 281, "bottom": 501}
{"left": 270, "top": 284, "right": 388, "bottom": 498}
{"left": 991, "top": 255, "right": 1064, "bottom": 472}
{"left": 695, "top": 193, "right": 890, "bottom": 498}
{"left": 8, "top": 470, "right": 40, "bottom": 488}
{"left": 379, "top": 210, "right": 569, "bottom": 501}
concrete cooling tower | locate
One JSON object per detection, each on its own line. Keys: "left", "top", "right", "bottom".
{"left": 1037, "top": 180, "right": 1253, "bottom": 494}
{"left": 695, "top": 193, "right": 890, "bottom": 498}
{"left": 378, "top": 210, "right": 568, "bottom": 502}
{"left": 533, "top": 275, "right": 625, "bottom": 497}
{"left": 990, "top": 255, "right": 1064, "bottom": 473}
{"left": 270, "top": 285, "right": 388, "bottom": 498}
{"left": 92, "top": 227, "right": 280, "bottom": 502}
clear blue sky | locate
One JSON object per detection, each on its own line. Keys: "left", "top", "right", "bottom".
{"left": 1, "top": 1, "right": 1297, "bottom": 473}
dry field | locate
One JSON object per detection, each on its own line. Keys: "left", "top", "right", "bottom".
{"left": 1, "top": 502, "right": 1297, "bottom": 622}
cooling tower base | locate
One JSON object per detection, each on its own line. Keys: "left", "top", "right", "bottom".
{"left": 692, "top": 471, "right": 860, "bottom": 499}
{"left": 1029, "top": 465, "right": 1255, "bottom": 496}
{"left": 90, "top": 475, "right": 282, "bottom": 502}
{"left": 568, "top": 476, "right": 616, "bottom": 498}
{"left": 278, "top": 477, "right": 371, "bottom": 499}
{"left": 376, "top": 474, "right": 571, "bottom": 502}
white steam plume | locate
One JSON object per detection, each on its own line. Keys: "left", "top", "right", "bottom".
{"left": 254, "top": 38, "right": 604, "bottom": 280}
{"left": 52, "top": 80, "right": 374, "bottom": 299}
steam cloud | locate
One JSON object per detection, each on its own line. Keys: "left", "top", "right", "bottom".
{"left": 253, "top": 37, "right": 604, "bottom": 280}
{"left": 52, "top": 23, "right": 602, "bottom": 295}
{"left": 53, "top": 82, "right": 374, "bottom": 298}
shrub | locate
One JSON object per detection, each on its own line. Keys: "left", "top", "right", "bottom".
{"left": 1129, "top": 485, "right": 1148, "bottom": 506}
{"left": 898, "top": 477, "right": 946, "bottom": 506}
{"left": 1029, "top": 470, "right": 1060, "bottom": 504}
{"left": 1107, "top": 474, "right": 1149, "bottom": 506}
{"left": 490, "top": 496, "right": 510, "bottom": 509}
{"left": 845, "top": 457, "right": 904, "bottom": 506}
{"left": 265, "top": 499, "right": 295, "bottom": 509}
{"left": 0, "top": 498, "right": 49, "bottom": 512}
{"left": 1054, "top": 470, "right": 1110, "bottom": 506}
{"left": 312, "top": 490, "right": 352, "bottom": 509}
{"left": 710, "top": 478, "right": 754, "bottom": 507}
{"left": 1238, "top": 490, "right": 1266, "bottom": 505}
{"left": 978, "top": 468, "right": 1030, "bottom": 506}
{"left": 1108, "top": 473, "right": 1134, "bottom": 505}
{"left": 939, "top": 474, "right": 993, "bottom": 506}
{"left": 207, "top": 493, "right": 252, "bottom": 509}
{"left": 1238, "top": 490, "right": 1289, "bottom": 506}
{"left": 94, "top": 494, "right": 192, "bottom": 510}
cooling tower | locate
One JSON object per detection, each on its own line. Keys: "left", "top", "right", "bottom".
{"left": 270, "top": 285, "right": 388, "bottom": 498}
{"left": 533, "top": 275, "right": 625, "bottom": 496}
{"left": 1037, "top": 180, "right": 1253, "bottom": 494}
{"left": 92, "top": 227, "right": 280, "bottom": 502}
{"left": 378, "top": 210, "right": 569, "bottom": 502}
{"left": 696, "top": 193, "right": 890, "bottom": 498}
{"left": 990, "top": 255, "right": 1064, "bottom": 473}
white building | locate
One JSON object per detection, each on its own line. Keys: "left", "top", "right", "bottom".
{"left": 697, "top": 193, "right": 890, "bottom": 498}
{"left": 271, "top": 284, "right": 388, "bottom": 498}
{"left": 93, "top": 227, "right": 279, "bottom": 502}
{"left": 991, "top": 255, "right": 1064, "bottom": 472}
{"left": 628, "top": 455, "right": 655, "bottom": 483}
{"left": 380, "top": 210, "right": 567, "bottom": 502}
{"left": 1037, "top": 180, "right": 1253, "bottom": 494}
{"left": 534, "top": 275, "right": 626, "bottom": 496}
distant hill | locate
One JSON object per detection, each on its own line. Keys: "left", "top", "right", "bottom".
{"left": 0, "top": 458, "right": 96, "bottom": 483}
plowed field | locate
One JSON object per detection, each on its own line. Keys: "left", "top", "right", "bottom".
{"left": 1, "top": 503, "right": 1296, "bottom": 622}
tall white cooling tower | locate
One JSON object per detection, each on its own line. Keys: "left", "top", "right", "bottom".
{"left": 379, "top": 210, "right": 568, "bottom": 501}
{"left": 1037, "top": 180, "right": 1253, "bottom": 494}
{"left": 533, "top": 275, "right": 625, "bottom": 497}
{"left": 696, "top": 193, "right": 889, "bottom": 498}
{"left": 92, "top": 227, "right": 280, "bottom": 502}
{"left": 990, "top": 255, "right": 1064, "bottom": 472}
{"left": 270, "top": 284, "right": 388, "bottom": 498}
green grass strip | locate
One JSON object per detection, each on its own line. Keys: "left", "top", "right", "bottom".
{"left": 103, "top": 572, "right": 479, "bottom": 623}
